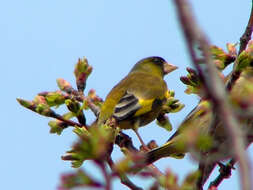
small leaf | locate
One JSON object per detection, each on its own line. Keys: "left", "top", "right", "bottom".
{"left": 39, "top": 91, "right": 67, "bottom": 107}
{"left": 73, "top": 126, "right": 90, "bottom": 137}
{"left": 62, "top": 125, "right": 115, "bottom": 167}
{"left": 162, "top": 97, "right": 185, "bottom": 114}
{"left": 167, "top": 90, "right": 175, "bottom": 97}
{"left": 180, "top": 67, "right": 205, "bottom": 97}
{"left": 65, "top": 99, "right": 81, "bottom": 114}
{"left": 48, "top": 120, "right": 68, "bottom": 135}
{"left": 210, "top": 45, "right": 235, "bottom": 70}
{"left": 236, "top": 41, "right": 253, "bottom": 71}
{"left": 236, "top": 51, "right": 251, "bottom": 71}
{"left": 156, "top": 114, "right": 172, "bottom": 131}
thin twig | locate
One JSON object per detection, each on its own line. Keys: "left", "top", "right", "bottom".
{"left": 54, "top": 114, "right": 84, "bottom": 128}
{"left": 86, "top": 98, "right": 100, "bottom": 117}
{"left": 209, "top": 134, "right": 253, "bottom": 188}
{"left": 75, "top": 94, "right": 101, "bottom": 117}
{"left": 115, "top": 132, "right": 139, "bottom": 152}
{"left": 208, "top": 159, "right": 236, "bottom": 189}
{"left": 197, "top": 162, "right": 217, "bottom": 190}
{"left": 173, "top": 0, "right": 252, "bottom": 190}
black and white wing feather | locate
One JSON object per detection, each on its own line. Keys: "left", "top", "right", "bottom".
{"left": 113, "top": 92, "right": 141, "bottom": 121}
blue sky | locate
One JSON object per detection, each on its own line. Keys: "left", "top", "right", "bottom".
{"left": 1, "top": 0, "right": 252, "bottom": 189}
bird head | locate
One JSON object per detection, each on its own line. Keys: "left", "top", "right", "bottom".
{"left": 130, "top": 56, "right": 178, "bottom": 77}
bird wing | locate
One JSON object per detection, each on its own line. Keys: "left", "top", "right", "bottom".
{"left": 113, "top": 91, "right": 141, "bottom": 121}
{"left": 167, "top": 100, "right": 211, "bottom": 141}
{"left": 112, "top": 73, "right": 167, "bottom": 122}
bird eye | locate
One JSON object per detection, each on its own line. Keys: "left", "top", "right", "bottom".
{"left": 152, "top": 57, "right": 164, "bottom": 67}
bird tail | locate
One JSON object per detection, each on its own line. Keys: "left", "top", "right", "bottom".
{"left": 146, "top": 141, "right": 185, "bottom": 165}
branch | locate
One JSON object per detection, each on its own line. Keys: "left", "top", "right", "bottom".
{"left": 197, "top": 162, "right": 217, "bottom": 190}
{"left": 173, "top": 0, "right": 252, "bottom": 190}
{"left": 75, "top": 93, "right": 101, "bottom": 117}
{"left": 208, "top": 159, "right": 236, "bottom": 189}
{"left": 238, "top": 4, "right": 253, "bottom": 55}
{"left": 226, "top": 2, "right": 253, "bottom": 91}
{"left": 115, "top": 132, "right": 139, "bottom": 152}
{"left": 54, "top": 114, "right": 83, "bottom": 128}
{"left": 86, "top": 98, "right": 100, "bottom": 117}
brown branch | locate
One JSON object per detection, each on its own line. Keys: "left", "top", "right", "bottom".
{"left": 173, "top": 0, "right": 252, "bottom": 190}
{"left": 197, "top": 162, "right": 217, "bottom": 190}
{"left": 115, "top": 132, "right": 139, "bottom": 152}
{"left": 208, "top": 136, "right": 253, "bottom": 188}
{"left": 74, "top": 94, "right": 101, "bottom": 117}
{"left": 227, "top": 2, "right": 253, "bottom": 91}
{"left": 208, "top": 159, "right": 236, "bottom": 189}
{"left": 238, "top": 4, "right": 253, "bottom": 55}
{"left": 53, "top": 113, "right": 84, "bottom": 128}
{"left": 86, "top": 98, "right": 100, "bottom": 117}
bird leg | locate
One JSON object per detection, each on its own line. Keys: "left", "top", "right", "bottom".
{"left": 133, "top": 120, "right": 149, "bottom": 151}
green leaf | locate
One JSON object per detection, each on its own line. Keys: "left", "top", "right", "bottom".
{"left": 156, "top": 115, "right": 172, "bottom": 132}
{"left": 48, "top": 120, "right": 68, "bottom": 135}
{"left": 39, "top": 91, "right": 67, "bottom": 107}
{"left": 62, "top": 125, "right": 116, "bottom": 167}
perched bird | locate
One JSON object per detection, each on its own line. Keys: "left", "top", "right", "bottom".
{"left": 98, "top": 56, "right": 178, "bottom": 147}
{"left": 146, "top": 100, "right": 212, "bottom": 163}
{"left": 146, "top": 66, "right": 253, "bottom": 165}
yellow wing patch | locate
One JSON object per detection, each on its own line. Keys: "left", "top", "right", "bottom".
{"left": 134, "top": 98, "right": 154, "bottom": 116}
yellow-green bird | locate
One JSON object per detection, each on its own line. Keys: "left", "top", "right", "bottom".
{"left": 98, "top": 56, "right": 178, "bottom": 146}
{"left": 146, "top": 100, "right": 212, "bottom": 163}
{"left": 146, "top": 66, "right": 253, "bottom": 164}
